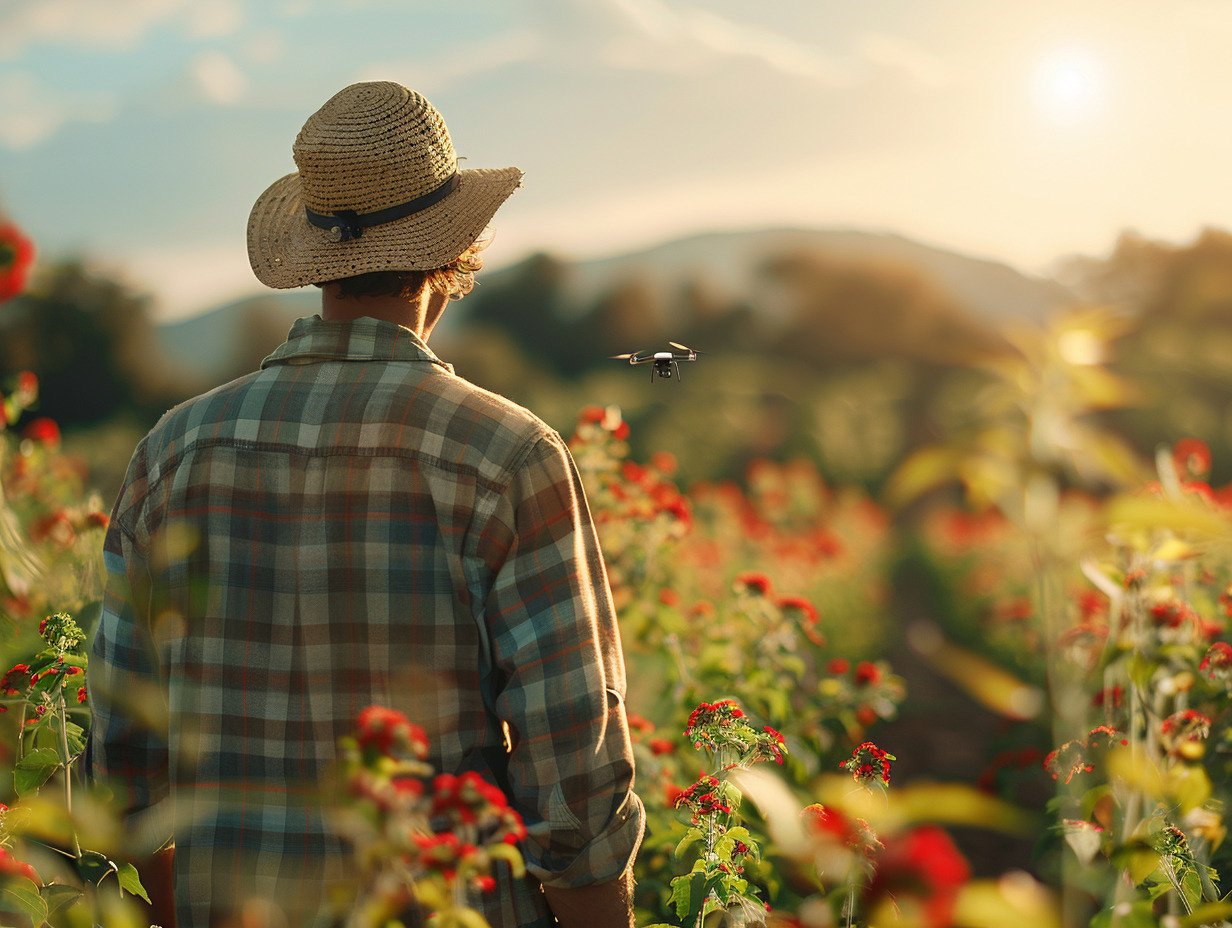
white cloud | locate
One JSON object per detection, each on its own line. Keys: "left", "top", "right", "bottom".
{"left": 0, "top": 0, "right": 181, "bottom": 58}
{"left": 598, "top": 0, "right": 852, "bottom": 86}
{"left": 191, "top": 50, "right": 248, "bottom": 105}
{"left": 242, "top": 29, "right": 286, "bottom": 65}
{"left": 0, "top": 0, "right": 246, "bottom": 58}
{"left": 0, "top": 71, "right": 118, "bottom": 149}
{"left": 187, "top": 0, "right": 243, "bottom": 38}
{"left": 857, "top": 33, "right": 953, "bottom": 88}
{"left": 356, "top": 29, "right": 543, "bottom": 96}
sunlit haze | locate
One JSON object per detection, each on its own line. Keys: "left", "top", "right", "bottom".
{"left": 2, "top": 0, "right": 1231, "bottom": 321}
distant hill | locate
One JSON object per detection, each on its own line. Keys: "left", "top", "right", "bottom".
{"left": 157, "top": 290, "right": 319, "bottom": 381}
{"left": 155, "top": 228, "right": 1077, "bottom": 378}
{"left": 543, "top": 227, "right": 1075, "bottom": 326}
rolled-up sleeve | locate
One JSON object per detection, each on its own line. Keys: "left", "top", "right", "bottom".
{"left": 479, "top": 431, "right": 645, "bottom": 888}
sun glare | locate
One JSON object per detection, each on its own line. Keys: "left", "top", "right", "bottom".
{"left": 1030, "top": 46, "right": 1107, "bottom": 124}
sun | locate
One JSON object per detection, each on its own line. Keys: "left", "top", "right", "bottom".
{"left": 1030, "top": 46, "right": 1107, "bottom": 125}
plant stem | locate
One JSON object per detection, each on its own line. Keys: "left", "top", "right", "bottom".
{"left": 56, "top": 689, "right": 82, "bottom": 857}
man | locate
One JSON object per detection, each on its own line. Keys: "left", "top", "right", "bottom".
{"left": 88, "top": 81, "right": 644, "bottom": 928}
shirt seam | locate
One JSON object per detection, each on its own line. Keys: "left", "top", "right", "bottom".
{"left": 139, "top": 435, "right": 526, "bottom": 501}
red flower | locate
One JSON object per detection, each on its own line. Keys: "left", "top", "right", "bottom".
{"left": 29, "top": 511, "right": 76, "bottom": 549}
{"left": 0, "top": 223, "right": 35, "bottom": 304}
{"left": 579, "top": 406, "right": 605, "bottom": 424}
{"left": 1151, "top": 599, "right": 1196, "bottom": 630}
{"left": 842, "top": 741, "right": 894, "bottom": 786}
{"left": 854, "top": 661, "right": 882, "bottom": 687}
{"left": 76, "top": 687, "right": 87, "bottom": 704}
{"left": 658, "top": 588, "right": 681, "bottom": 608}
{"left": 1092, "top": 685, "right": 1124, "bottom": 709}
{"left": 626, "top": 713, "right": 655, "bottom": 733}
{"left": 1044, "top": 739, "right": 1092, "bottom": 784}
{"left": 0, "top": 664, "right": 30, "bottom": 690}
{"left": 865, "top": 826, "right": 969, "bottom": 928}
{"left": 1174, "top": 438, "right": 1212, "bottom": 478}
{"left": 1087, "top": 725, "right": 1128, "bottom": 749}
{"left": 0, "top": 846, "right": 40, "bottom": 886}
{"left": 15, "top": 371, "right": 37, "bottom": 400}
{"left": 827, "top": 658, "right": 850, "bottom": 675}
{"left": 801, "top": 803, "right": 850, "bottom": 840}
{"left": 657, "top": 496, "right": 692, "bottom": 531}
{"left": 356, "top": 705, "right": 429, "bottom": 759}
{"left": 648, "top": 737, "right": 675, "bottom": 756}
{"left": 1160, "top": 709, "right": 1211, "bottom": 757}
{"left": 1200, "top": 641, "right": 1232, "bottom": 678}
{"left": 777, "top": 595, "right": 819, "bottom": 626}
{"left": 651, "top": 451, "right": 677, "bottom": 475}
{"left": 22, "top": 417, "right": 60, "bottom": 448}
{"left": 1076, "top": 590, "right": 1107, "bottom": 620}
{"left": 734, "top": 572, "right": 773, "bottom": 597}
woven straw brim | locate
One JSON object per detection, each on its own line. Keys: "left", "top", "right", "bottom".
{"left": 247, "top": 166, "right": 523, "bottom": 289}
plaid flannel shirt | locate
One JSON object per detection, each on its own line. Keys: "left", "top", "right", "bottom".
{"left": 87, "top": 315, "right": 645, "bottom": 927}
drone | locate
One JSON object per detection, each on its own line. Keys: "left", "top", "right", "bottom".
{"left": 610, "top": 342, "right": 703, "bottom": 382}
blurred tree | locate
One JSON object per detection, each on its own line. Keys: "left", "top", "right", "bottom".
{"left": 225, "top": 299, "right": 302, "bottom": 382}
{"left": 0, "top": 260, "right": 179, "bottom": 427}
{"left": 462, "top": 252, "right": 581, "bottom": 371}
{"left": 1064, "top": 228, "right": 1232, "bottom": 484}
{"left": 762, "top": 251, "right": 1011, "bottom": 366}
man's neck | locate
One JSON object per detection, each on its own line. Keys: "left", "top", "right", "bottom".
{"left": 319, "top": 284, "right": 449, "bottom": 340}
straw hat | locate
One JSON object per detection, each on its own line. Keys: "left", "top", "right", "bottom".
{"left": 247, "top": 81, "right": 522, "bottom": 289}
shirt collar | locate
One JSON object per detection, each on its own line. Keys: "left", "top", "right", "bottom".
{"left": 261, "top": 315, "right": 454, "bottom": 374}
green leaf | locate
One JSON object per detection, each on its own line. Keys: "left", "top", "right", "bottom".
{"left": 719, "top": 781, "right": 743, "bottom": 814}
{"left": 62, "top": 720, "right": 86, "bottom": 758}
{"left": 714, "top": 835, "right": 735, "bottom": 861}
{"left": 1182, "top": 869, "right": 1202, "bottom": 911}
{"left": 669, "top": 874, "right": 692, "bottom": 920}
{"left": 1180, "top": 902, "right": 1232, "bottom": 927}
{"left": 14, "top": 746, "right": 60, "bottom": 797}
{"left": 0, "top": 876, "right": 48, "bottom": 924}
{"left": 671, "top": 871, "right": 707, "bottom": 926}
{"left": 115, "top": 862, "right": 151, "bottom": 903}
{"left": 41, "top": 882, "right": 84, "bottom": 920}
{"left": 75, "top": 849, "right": 119, "bottom": 886}
{"left": 674, "top": 828, "right": 703, "bottom": 861}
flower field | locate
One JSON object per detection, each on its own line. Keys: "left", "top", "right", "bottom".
{"left": 3, "top": 227, "right": 1232, "bottom": 928}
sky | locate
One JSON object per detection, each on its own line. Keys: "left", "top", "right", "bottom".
{"left": 2, "top": 0, "right": 1232, "bottom": 322}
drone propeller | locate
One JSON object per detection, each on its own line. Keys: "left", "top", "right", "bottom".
{"left": 610, "top": 350, "right": 650, "bottom": 362}
{"left": 669, "top": 341, "right": 703, "bottom": 355}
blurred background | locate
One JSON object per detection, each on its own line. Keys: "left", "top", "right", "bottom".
{"left": 3, "top": 0, "right": 1232, "bottom": 494}
{"left": 4, "top": 0, "right": 1232, "bottom": 902}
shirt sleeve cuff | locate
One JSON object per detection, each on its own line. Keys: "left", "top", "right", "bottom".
{"left": 524, "top": 789, "right": 646, "bottom": 889}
